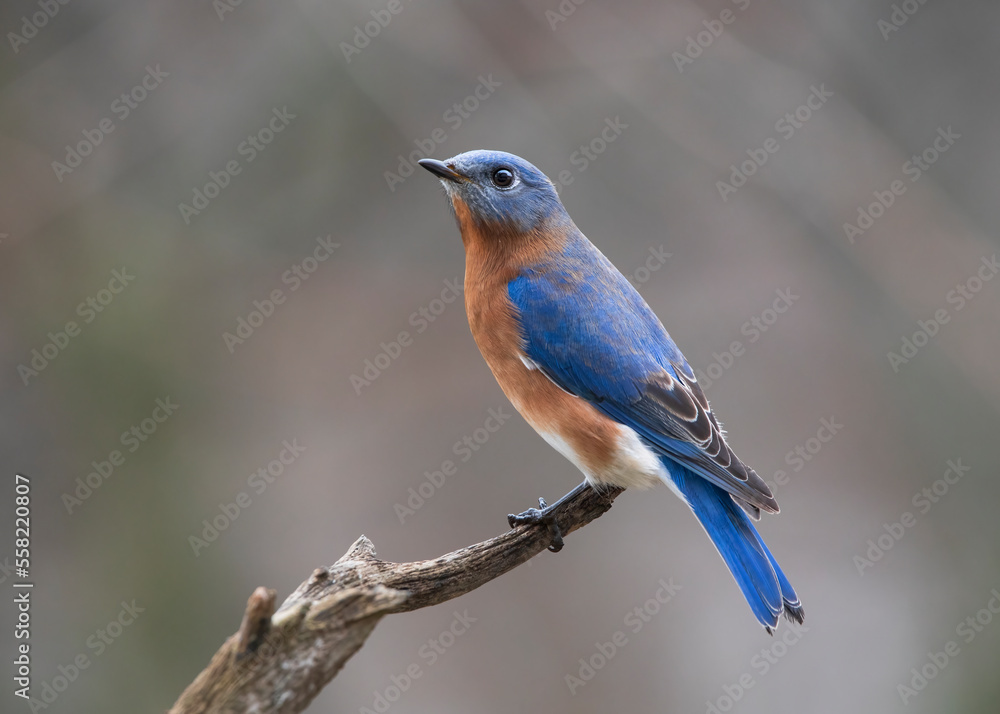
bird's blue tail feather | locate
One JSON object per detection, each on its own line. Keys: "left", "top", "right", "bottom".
{"left": 665, "top": 464, "right": 803, "bottom": 632}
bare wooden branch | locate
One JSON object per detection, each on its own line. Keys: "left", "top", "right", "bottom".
{"left": 169, "top": 484, "right": 623, "bottom": 714}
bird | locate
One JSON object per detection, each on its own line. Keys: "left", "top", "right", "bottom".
{"left": 418, "top": 150, "right": 803, "bottom": 633}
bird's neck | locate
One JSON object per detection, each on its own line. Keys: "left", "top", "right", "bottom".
{"left": 452, "top": 196, "right": 574, "bottom": 267}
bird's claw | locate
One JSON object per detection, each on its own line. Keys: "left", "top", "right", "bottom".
{"left": 507, "top": 498, "right": 565, "bottom": 552}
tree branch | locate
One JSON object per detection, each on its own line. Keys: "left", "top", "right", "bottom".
{"left": 168, "top": 484, "right": 623, "bottom": 714}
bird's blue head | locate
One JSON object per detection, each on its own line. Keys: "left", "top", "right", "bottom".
{"left": 419, "top": 150, "right": 569, "bottom": 237}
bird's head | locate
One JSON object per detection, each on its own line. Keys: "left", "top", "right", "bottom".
{"left": 419, "top": 150, "right": 569, "bottom": 240}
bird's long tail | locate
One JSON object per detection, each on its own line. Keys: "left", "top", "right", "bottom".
{"left": 664, "top": 464, "right": 804, "bottom": 632}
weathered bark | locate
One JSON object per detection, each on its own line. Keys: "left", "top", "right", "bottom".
{"left": 169, "top": 484, "right": 622, "bottom": 714}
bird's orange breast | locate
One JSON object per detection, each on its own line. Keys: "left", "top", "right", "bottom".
{"left": 454, "top": 197, "right": 628, "bottom": 483}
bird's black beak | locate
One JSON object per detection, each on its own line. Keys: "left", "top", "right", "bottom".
{"left": 418, "top": 158, "right": 466, "bottom": 183}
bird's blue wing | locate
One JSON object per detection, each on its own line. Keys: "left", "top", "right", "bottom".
{"left": 508, "top": 250, "right": 778, "bottom": 514}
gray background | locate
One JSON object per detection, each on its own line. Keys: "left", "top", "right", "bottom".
{"left": 2, "top": 0, "right": 999, "bottom": 712}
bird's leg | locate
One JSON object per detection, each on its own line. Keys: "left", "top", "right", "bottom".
{"left": 507, "top": 481, "right": 591, "bottom": 553}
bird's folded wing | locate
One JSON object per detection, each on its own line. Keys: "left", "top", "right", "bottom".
{"left": 508, "top": 267, "right": 779, "bottom": 514}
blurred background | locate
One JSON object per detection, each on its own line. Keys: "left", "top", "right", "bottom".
{"left": 2, "top": 0, "right": 1000, "bottom": 712}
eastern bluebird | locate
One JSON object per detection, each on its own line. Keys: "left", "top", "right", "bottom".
{"left": 419, "top": 150, "right": 803, "bottom": 632}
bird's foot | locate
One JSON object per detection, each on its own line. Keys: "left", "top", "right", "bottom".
{"left": 508, "top": 497, "right": 565, "bottom": 552}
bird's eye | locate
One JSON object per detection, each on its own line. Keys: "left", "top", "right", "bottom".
{"left": 491, "top": 168, "right": 515, "bottom": 188}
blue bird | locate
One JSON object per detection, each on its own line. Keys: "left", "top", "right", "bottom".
{"left": 419, "top": 150, "right": 804, "bottom": 632}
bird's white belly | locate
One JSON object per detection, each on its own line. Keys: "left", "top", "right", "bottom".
{"left": 537, "top": 421, "right": 668, "bottom": 490}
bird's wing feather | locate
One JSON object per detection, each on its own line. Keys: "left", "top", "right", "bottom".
{"left": 508, "top": 254, "right": 778, "bottom": 514}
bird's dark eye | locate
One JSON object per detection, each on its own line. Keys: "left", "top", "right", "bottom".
{"left": 491, "top": 168, "right": 515, "bottom": 188}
